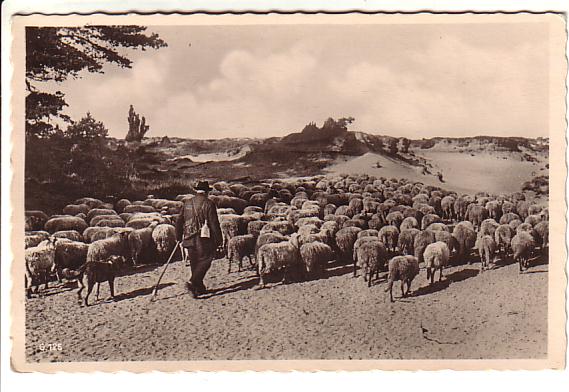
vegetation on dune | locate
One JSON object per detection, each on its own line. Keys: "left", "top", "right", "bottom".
{"left": 25, "top": 26, "right": 167, "bottom": 213}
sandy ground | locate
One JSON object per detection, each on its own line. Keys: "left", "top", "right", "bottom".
{"left": 25, "top": 252, "right": 547, "bottom": 362}
{"left": 326, "top": 151, "right": 547, "bottom": 195}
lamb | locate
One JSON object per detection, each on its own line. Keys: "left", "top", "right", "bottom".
{"left": 128, "top": 222, "right": 158, "bottom": 265}
{"left": 423, "top": 241, "right": 450, "bottom": 284}
{"left": 52, "top": 230, "right": 84, "bottom": 242}
{"left": 494, "top": 224, "right": 514, "bottom": 258}
{"left": 25, "top": 237, "right": 58, "bottom": 297}
{"left": 299, "top": 241, "right": 334, "bottom": 277}
{"left": 256, "top": 234, "right": 302, "bottom": 288}
{"left": 87, "top": 231, "right": 132, "bottom": 265}
{"left": 353, "top": 240, "right": 388, "bottom": 286}
{"left": 151, "top": 224, "right": 177, "bottom": 263}
{"left": 511, "top": 231, "right": 536, "bottom": 272}
{"left": 335, "top": 226, "right": 362, "bottom": 263}
{"left": 44, "top": 216, "right": 88, "bottom": 234}
{"left": 398, "top": 228, "right": 420, "bottom": 255}
{"left": 476, "top": 235, "right": 497, "bottom": 271}
{"left": 227, "top": 234, "right": 256, "bottom": 272}
{"left": 378, "top": 225, "right": 399, "bottom": 253}
{"left": 413, "top": 230, "right": 436, "bottom": 265}
{"left": 385, "top": 255, "right": 420, "bottom": 302}
{"left": 70, "top": 255, "right": 127, "bottom": 306}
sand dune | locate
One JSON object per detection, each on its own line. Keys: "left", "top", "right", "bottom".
{"left": 326, "top": 151, "right": 547, "bottom": 195}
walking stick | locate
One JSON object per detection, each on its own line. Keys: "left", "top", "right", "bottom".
{"left": 150, "top": 241, "right": 183, "bottom": 301}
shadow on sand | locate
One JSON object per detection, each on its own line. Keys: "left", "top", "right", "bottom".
{"left": 199, "top": 276, "right": 260, "bottom": 299}
{"left": 112, "top": 282, "right": 176, "bottom": 302}
{"left": 412, "top": 267, "right": 479, "bottom": 298}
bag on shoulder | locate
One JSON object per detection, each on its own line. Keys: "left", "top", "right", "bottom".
{"left": 200, "top": 219, "right": 210, "bottom": 238}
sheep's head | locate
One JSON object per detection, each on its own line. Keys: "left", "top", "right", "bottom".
{"left": 289, "top": 233, "right": 300, "bottom": 249}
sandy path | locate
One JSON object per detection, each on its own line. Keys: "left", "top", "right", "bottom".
{"left": 25, "top": 254, "right": 547, "bottom": 362}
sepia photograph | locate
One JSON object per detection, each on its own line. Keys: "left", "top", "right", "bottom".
{"left": 7, "top": 12, "right": 567, "bottom": 372}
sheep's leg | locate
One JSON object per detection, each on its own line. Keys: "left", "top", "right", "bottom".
{"left": 109, "top": 279, "right": 115, "bottom": 300}
{"left": 366, "top": 269, "right": 371, "bottom": 287}
{"left": 257, "top": 274, "right": 266, "bottom": 289}
{"left": 227, "top": 258, "right": 232, "bottom": 273}
{"left": 353, "top": 260, "right": 357, "bottom": 278}
{"left": 426, "top": 267, "right": 431, "bottom": 282}
{"left": 238, "top": 257, "right": 242, "bottom": 272}
{"left": 84, "top": 282, "right": 94, "bottom": 306}
{"left": 518, "top": 258, "right": 523, "bottom": 273}
{"left": 247, "top": 255, "right": 255, "bottom": 269}
{"left": 439, "top": 266, "right": 443, "bottom": 282}
{"left": 76, "top": 277, "right": 84, "bottom": 304}
{"left": 405, "top": 279, "right": 412, "bottom": 296}
{"left": 400, "top": 281, "right": 405, "bottom": 297}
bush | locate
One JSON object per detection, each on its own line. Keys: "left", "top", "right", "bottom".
{"left": 25, "top": 113, "right": 136, "bottom": 212}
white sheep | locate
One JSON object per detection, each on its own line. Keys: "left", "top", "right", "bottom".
{"left": 25, "top": 237, "right": 58, "bottom": 297}
{"left": 256, "top": 233, "right": 302, "bottom": 288}
{"left": 423, "top": 241, "right": 450, "bottom": 284}
{"left": 299, "top": 241, "right": 334, "bottom": 277}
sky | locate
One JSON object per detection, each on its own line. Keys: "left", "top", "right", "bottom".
{"left": 44, "top": 22, "right": 549, "bottom": 139}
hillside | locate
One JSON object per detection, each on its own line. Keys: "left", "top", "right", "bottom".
{"left": 120, "top": 124, "right": 548, "bottom": 196}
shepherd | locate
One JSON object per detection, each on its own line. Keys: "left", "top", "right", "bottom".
{"left": 176, "top": 180, "right": 223, "bottom": 298}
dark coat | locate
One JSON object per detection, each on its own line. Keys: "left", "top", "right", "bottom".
{"left": 176, "top": 193, "right": 222, "bottom": 248}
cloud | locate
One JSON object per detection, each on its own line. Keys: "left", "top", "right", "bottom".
{"left": 56, "top": 29, "right": 548, "bottom": 140}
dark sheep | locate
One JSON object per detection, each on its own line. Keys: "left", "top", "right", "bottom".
{"left": 413, "top": 230, "right": 436, "bottom": 265}
{"left": 385, "top": 255, "right": 420, "bottom": 302}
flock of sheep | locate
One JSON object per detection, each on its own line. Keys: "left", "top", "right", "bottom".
{"left": 24, "top": 174, "right": 549, "bottom": 304}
